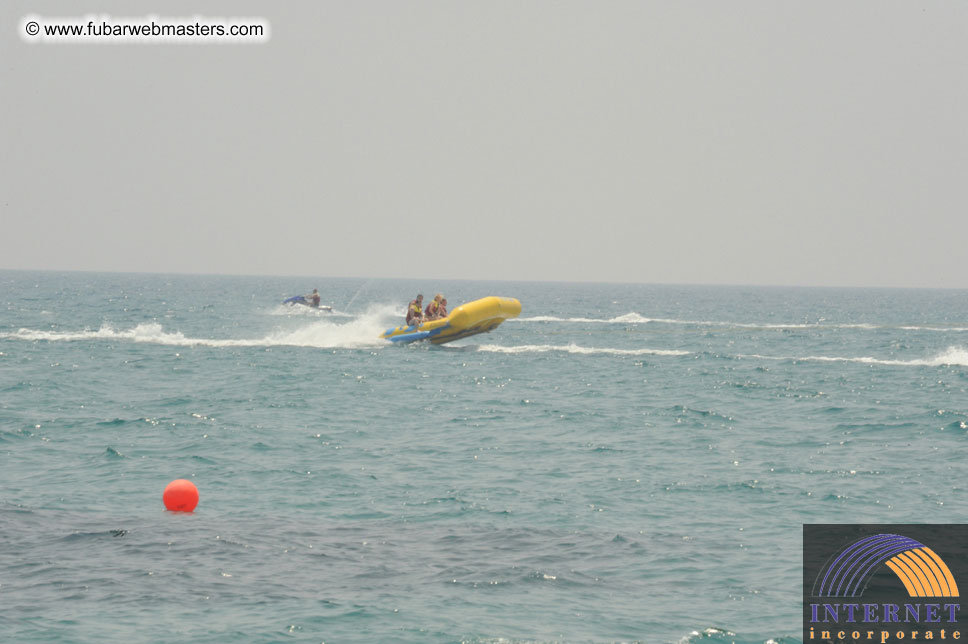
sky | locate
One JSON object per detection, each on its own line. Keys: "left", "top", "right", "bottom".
{"left": 3, "top": 1, "right": 966, "bottom": 288}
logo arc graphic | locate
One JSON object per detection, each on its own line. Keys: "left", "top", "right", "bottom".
{"left": 814, "top": 533, "right": 960, "bottom": 598}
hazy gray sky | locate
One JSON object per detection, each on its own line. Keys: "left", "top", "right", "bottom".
{"left": 4, "top": 1, "right": 966, "bottom": 287}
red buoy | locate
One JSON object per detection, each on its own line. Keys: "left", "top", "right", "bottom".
{"left": 163, "top": 479, "right": 199, "bottom": 512}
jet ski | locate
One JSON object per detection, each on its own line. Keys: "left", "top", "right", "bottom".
{"left": 283, "top": 295, "right": 332, "bottom": 311}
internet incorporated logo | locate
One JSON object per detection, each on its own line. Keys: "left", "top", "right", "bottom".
{"left": 803, "top": 525, "right": 965, "bottom": 644}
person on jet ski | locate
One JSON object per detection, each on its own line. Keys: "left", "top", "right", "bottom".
{"left": 308, "top": 289, "right": 321, "bottom": 308}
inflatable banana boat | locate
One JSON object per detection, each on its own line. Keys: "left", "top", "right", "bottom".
{"left": 381, "top": 296, "right": 522, "bottom": 345}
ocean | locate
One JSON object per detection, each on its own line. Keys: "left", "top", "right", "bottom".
{"left": 2, "top": 270, "right": 966, "bottom": 643}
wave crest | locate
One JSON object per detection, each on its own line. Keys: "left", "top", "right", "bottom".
{"left": 740, "top": 346, "right": 968, "bottom": 367}
{"left": 477, "top": 343, "right": 690, "bottom": 356}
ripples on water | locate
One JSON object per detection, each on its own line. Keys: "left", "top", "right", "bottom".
{"left": 2, "top": 273, "right": 967, "bottom": 643}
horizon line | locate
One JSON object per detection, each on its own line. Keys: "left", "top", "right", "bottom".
{"left": 2, "top": 266, "right": 967, "bottom": 292}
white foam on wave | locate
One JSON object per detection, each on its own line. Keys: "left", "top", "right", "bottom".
{"left": 267, "top": 304, "right": 353, "bottom": 318}
{"left": 609, "top": 312, "right": 656, "bottom": 324}
{"left": 740, "top": 346, "right": 968, "bottom": 367}
{"left": 516, "top": 313, "right": 670, "bottom": 324}
{"left": 514, "top": 314, "right": 846, "bottom": 328}
{"left": 516, "top": 315, "right": 968, "bottom": 332}
{"left": 476, "top": 343, "right": 691, "bottom": 357}
{"left": 1, "top": 304, "right": 401, "bottom": 350}
{"left": 482, "top": 343, "right": 968, "bottom": 366}
{"left": 515, "top": 315, "right": 607, "bottom": 323}
{"left": 2, "top": 325, "right": 170, "bottom": 344}
{"left": 733, "top": 322, "right": 823, "bottom": 329}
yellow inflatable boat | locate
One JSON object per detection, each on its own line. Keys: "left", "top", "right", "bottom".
{"left": 381, "top": 296, "right": 522, "bottom": 345}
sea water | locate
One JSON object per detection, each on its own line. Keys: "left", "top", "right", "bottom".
{"left": 1, "top": 271, "right": 966, "bottom": 644}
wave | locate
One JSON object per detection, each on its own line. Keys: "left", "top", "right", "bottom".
{"left": 516, "top": 313, "right": 670, "bottom": 324}
{"left": 0, "top": 305, "right": 400, "bottom": 350}
{"left": 7, "top": 316, "right": 967, "bottom": 366}
{"left": 476, "top": 343, "right": 691, "bottom": 357}
{"left": 738, "top": 346, "right": 968, "bottom": 367}
{"left": 515, "top": 314, "right": 968, "bottom": 332}
{"left": 476, "top": 343, "right": 968, "bottom": 366}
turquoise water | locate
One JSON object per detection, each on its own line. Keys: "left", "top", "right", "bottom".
{"left": 2, "top": 271, "right": 967, "bottom": 643}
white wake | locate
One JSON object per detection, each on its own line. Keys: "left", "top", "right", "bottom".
{"left": 0, "top": 304, "right": 402, "bottom": 350}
